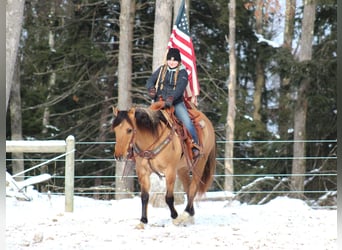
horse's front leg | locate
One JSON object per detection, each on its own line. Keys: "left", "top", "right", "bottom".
{"left": 165, "top": 173, "right": 178, "bottom": 220}
{"left": 136, "top": 169, "right": 150, "bottom": 229}
{"left": 140, "top": 190, "right": 149, "bottom": 224}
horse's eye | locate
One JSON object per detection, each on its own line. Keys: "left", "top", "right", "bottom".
{"left": 127, "top": 128, "right": 133, "bottom": 134}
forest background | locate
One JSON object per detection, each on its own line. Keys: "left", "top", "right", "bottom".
{"left": 6, "top": 0, "right": 337, "bottom": 206}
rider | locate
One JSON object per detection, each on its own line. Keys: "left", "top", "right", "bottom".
{"left": 146, "top": 47, "right": 200, "bottom": 159}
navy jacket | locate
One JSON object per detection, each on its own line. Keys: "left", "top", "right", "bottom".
{"left": 146, "top": 65, "right": 188, "bottom": 105}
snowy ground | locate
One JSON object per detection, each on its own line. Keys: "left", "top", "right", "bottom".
{"left": 6, "top": 192, "right": 336, "bottom": 250}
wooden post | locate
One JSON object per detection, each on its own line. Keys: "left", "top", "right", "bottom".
{"left": 6, "top": 140, "right": 66, "bottom": 153}
{"left": 65, "top": 135, "right": 75, "bottom": 212}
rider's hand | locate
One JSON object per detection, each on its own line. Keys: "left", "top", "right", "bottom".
{"left": 148, "top": 88, "right": 156, "bottom": 98}
{"left": 164, "top": 96, "right": 173, "bottom": 108}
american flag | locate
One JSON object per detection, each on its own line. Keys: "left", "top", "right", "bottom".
{"left": 168, "top": 0, "right": 199, "bottom": 105}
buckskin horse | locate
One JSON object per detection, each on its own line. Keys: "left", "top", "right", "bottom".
{"left": 112, "top": 104, "right": 216, "bottom": 228}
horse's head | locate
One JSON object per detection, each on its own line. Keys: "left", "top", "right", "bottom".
{"left": 111, "top": 107, "right": 136, "bottom": 160}
{"left": 112, "top": 106, "right": 168, "bottom": 160}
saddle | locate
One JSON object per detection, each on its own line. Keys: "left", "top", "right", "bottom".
{"left": 149, "top": 100, "right": 205, "bottom": 167}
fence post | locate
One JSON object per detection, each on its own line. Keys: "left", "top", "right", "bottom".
{"left": 65, "top": 135, "right": 75, "bottom": 212}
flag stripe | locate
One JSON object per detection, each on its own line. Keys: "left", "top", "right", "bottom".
{"left": 171, "top": 29, "right": 194, "bottom": 57}
{"left": 172, "top": 28, "right": 191, "bottom": 44}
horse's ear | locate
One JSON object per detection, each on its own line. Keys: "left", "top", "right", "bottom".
{"left": 112, "top": 106, "right": 119, "bottom": 117}
{"left": 127, "top": 107, "right": 135, "bottom": 117}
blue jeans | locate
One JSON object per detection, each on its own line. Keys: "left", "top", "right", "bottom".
{"left": 174, "top": 102, "right": 199, "bottom": 144}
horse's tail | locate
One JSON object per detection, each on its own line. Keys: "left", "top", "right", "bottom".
{"left": 198, "top": 145, "right": 216, "bottom": 195}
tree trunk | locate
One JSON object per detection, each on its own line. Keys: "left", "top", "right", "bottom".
{"left": 42, "top": 3, "right": 57, "bottom": 135}
{"left": 94, "top": 83, "right": 114, "bottom": 199}
{"left": 6, "top": 0, "right": 25, "bottom": 113}
{"left": 253, "top": 60, "right": 264, "bottom": 122}
{"left": 284, "top": 0, "right": 296, "bottom": 49}
{"left": 278, "top": 0, "right": 296, "bottom": 171}
{"left": 150, "top": 0, "right": 185, "bottom": 207}
{"left": 117, "top": 0, "right": 134, "bottom": 111}
{"left": 224, "top": 0, "right": 236, "bottom": 192}
{"left": 252, "top": 0, "right": 265, "bottom": 123}
{"left": 291, "top": 80, "right": 309, "bottom": 196}
{"left": 152, "top": 0, "right": 172, "bottom": 71}
{"left": 42, "top": 71, "right": 56, "bottom": 135}
{"left": 10, "top": 59, "right": 24, "bottom": 182}
{"left": 291, "top": 0, "right": 316, "bottom": 197}
{"left": 115, "top": 0, "right": 135, "bottom": 200}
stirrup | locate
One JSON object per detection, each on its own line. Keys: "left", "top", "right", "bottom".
{"left": 192, "top": 148, "right": 200, "bottom": 160}
{"left": 191, "top": 140, "right": 201, "bottom": 150}
{"left": 191, "top": 142, "right": 202, "bottom": 161}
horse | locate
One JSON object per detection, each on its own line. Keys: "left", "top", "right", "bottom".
{"left": 111, "top": 104, "right": 216, "bottom": 228}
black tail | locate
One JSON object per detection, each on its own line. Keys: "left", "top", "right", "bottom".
{"left": 198, "top": 145, "right": 216, "bottom": 195}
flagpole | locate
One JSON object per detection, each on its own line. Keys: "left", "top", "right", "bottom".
{"left": 154, "top": 49, "right": 168, "bottom": 92}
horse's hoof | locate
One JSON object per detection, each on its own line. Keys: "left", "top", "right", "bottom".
{"left": 135, "top": 222, "right": 146, "bottom": 229}
{"left": 172, "top": 211, "right": 194, "bottom": 226}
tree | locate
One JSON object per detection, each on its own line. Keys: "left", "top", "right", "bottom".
{"left": 9, "top": 59, "right": 24, "bottom": 181}
{"left": 147, "top": 0, "right": 174, "bottom": 207}
{"left": 284, "top": 0, "right": 296, "bottom": 49}
{"left": 115, "top": 0, "right": 136, "bottom": 199}
{"left": 291, "top": 0, "right": 317, "bottom": 196}
{"left": 224, "top": 0, "right": 236, "bottom": 191}
{"left": 42, "top": 2, "right": 57, "bottom": 136}
{"left": 278, "top": 0, "right": 296, "bottom": 172}
{"left": 252, "top": 0, "right": 265, "bottom": 123}
{"left": 6, "top": 0, "right": 25, "bottom": 112}
{"left": 152, "top": 0, "right": 173, "bottom": 71}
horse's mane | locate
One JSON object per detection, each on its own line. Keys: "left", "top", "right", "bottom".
{"left": 135, "top": 107, "right": 167, "bottom": 137}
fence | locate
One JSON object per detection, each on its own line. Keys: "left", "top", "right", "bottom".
{"left": 6, "top": 138, "right": 337, "bottom": 209}
{"left": 6, "top": 135, "right": 75, "bottom": 212}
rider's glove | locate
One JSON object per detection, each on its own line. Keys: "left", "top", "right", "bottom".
{"left": 164, "top": 96, "right": 174, "bottom": 108}
{"left": 148, "top": 87, "right": 156, "bottom": 98}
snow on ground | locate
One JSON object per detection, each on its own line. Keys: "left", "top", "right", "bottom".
{"left": 6, "top": 193, "right": 336, "bottom": 250}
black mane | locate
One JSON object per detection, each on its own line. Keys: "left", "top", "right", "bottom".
{"left": 135, "top": 108, "right": 167, "bottom": 137}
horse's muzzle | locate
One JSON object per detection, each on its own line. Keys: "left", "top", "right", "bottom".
{"left": 114, "top": 145, "right": 134, "bottom": 161}
{"left": 114, "top": 151, "right": 131, "bottom": 162}
{"left": 114, "top": 153, "right": 125, "bottom": 161}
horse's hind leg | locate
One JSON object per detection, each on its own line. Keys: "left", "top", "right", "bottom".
{"left": 172, "top": 179, "right": 198, "bottom": 226}
{"left": 184, "top": 180, "right": 197, "bottom": 216}
{"left": 173, "top": 167, "right": 195, "bottom": 225}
